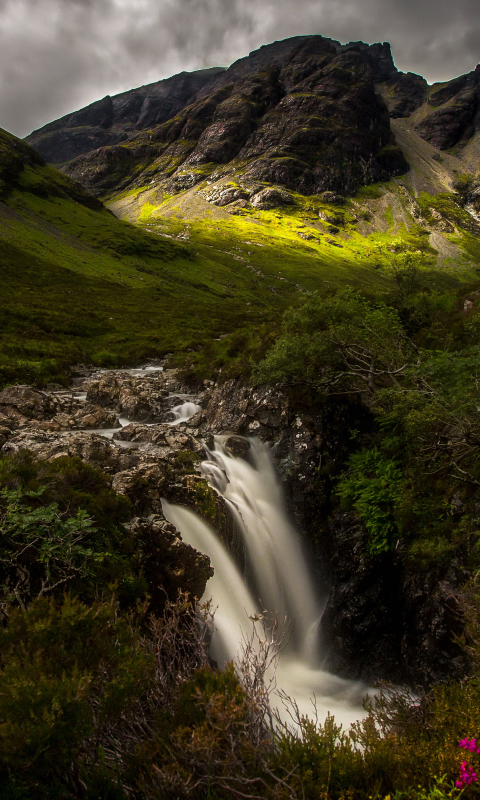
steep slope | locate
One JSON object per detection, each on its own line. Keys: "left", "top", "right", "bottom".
{"left": 0, "top": 127, "right": 296, "bottom": 387}
{"left": 27, "top": 36, "right": 409, "bottom": 198}
{"left": 25, "top": 68, "right": 225, "bottom": 165}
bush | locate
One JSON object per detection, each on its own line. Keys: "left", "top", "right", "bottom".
{"left": 0, "top": 595, "right": 149, "bottom": 785}
{"left": 336, "top": 448, "right": 402, "bottom": 555}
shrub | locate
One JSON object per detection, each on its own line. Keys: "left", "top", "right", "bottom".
{"left": 336, "top": 448, "right": 402, "bottom": 555}
{"left": 0, "top": 596, "right": 150, "bottom": 785}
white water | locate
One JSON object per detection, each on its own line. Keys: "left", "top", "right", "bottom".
{"left": 162, "top": 437, "right": 368, "bottom": 728}
{"left": 168, "top": 402, "right": 202, "bottom": 425}
{"left": 89, "top": 415, "right": 132, "bottom": 440}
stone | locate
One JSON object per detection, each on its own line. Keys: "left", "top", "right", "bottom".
{"left": 125, "top": 514, "right": 213, "bottom": 612}
{"left": 0, "top": 385, "right": 56, "bottom": 423}
{"left": 250, "top": 187, "right": 294, "bottom": 209}
{"left": 224, "top": 435, "right": 251, "bottom": 458}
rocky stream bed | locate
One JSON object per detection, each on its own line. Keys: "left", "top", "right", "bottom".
{"left": 0, "top": 365, "right": 466, "bottom": 688}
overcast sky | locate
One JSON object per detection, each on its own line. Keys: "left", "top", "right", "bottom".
{"left": 1, "top": 0, "right": 479, "bottom": 139}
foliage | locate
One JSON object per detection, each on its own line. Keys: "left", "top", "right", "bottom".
{"left": 336, "top": 448, "right": 403, "bottom": 554}
{"left": 0, "top": 453, "right": 149, "bottom": 611}
{"left": 257, "top": 285, "right": 480, "bottom": 564}
{"left": 0, "top": 487, "right": 101, "bottom": 611}
{"left": 253, "top": 288, "right": 411, "bottom": 395}
{"left": 0, "top": 595, "right": 149, "bottom": 785}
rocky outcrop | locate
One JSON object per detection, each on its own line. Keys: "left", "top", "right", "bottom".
{"left": 251, "top": 187, "right": 293, "bottom": 209}
{"left": 319, "top": 513, "right": 467, "bottom": 686}
{"left": 125, "top": 515, "right": 213, "bottom": 611}
{"left": 80, "top": 368, "right": 198, "bottom": 422}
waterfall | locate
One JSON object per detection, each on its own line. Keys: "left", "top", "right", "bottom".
{"left": 162, "top": 436, "right": 367, "bottom": 728}
{"left": 169, "top": 402, "right": 202, "bottom": 424}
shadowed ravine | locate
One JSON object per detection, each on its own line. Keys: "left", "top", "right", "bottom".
{"left": 162, "top": 436, "right": 368, "bottom": 728}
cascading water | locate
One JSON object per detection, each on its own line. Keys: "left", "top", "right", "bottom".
{"left": 169, "top": 402, "right": 202, "bottom": 425}
{"left": 162, "top": 436, "right": 368, "bottom": 728}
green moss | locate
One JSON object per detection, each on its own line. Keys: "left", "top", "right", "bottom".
{"left": 355, "top": 184, "right": 384, "bottom": 199}
{"left": 384, "top": 205, "right": 394, "bottom": 227}
{"left": 190, "top": 479, "right": 217, "bottom": 522}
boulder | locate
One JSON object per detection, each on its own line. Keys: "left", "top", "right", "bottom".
{"left": 224, "top": 435, "right": 251, "bottom": 458}
{"left": 0, "top": 385, "right": 56, "bottom": 424}
{"left": 251, "top": 187, "right": 294, "bottom": 210}
{"left": 125, "top": 514, "right": 213, "bottom": 612}
{"left": 319, "top": 191, "right": 344, "bottom": 205}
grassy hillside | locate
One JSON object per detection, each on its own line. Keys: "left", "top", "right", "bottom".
{"left": 0, "top": 128, "right": 295, "bottom": 386}
{"left": 2, "top": 118, "right": 480, "bottom": 387}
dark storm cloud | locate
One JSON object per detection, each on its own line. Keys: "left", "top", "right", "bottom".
{"left": 1, "top": 0, "right": 479, "bottom": 138}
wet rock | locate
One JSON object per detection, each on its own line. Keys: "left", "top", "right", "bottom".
{"left": 125, "top": 514, "right": 213, "bottom": 612}
{"left": 1, "top": 428, "right": 140, "bottom": 474}
{"left": 0, "top": 385, "right": 56, "bottom": 425}
{"left": 200, "top": 379, "right": 290, "bottom": 437}
{"left": 320, "top": 510, "right": 467, "bottom": 687}
{"left": 225, "top": 435, "right": 251, "bottom": 458}
{"left": 82, "top": 369, "right": 192, "bottom": 421}
{"left": 42, "top": 404, "right": 120, "bottom": 431}
{"left": 112, "top": 463, "right": 170, "bottom": 515}
{"left": 114, "top": 422, "right": 206, "bottom": 455}
{"left": 74, "top": 405, "right": 119, "bottom": 429}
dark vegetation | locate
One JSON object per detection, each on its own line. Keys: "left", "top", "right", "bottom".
{"left": 3, "top": 275, "right": 480, "bottom": 798}
{"left": 254, "top": 277, "right": 480, "bottom": 567}
{"left": 2, "top": 452, "right": 480, "bottom": 800}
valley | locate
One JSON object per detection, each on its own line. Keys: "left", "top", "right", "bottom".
{"left": 2, "top": 31, "right": 480, "bottom": 800}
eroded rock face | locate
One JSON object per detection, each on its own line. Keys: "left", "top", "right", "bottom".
{"left": 125, "top": 515, "right": 213, "bottom": 612}
{"left": 319, "top": 513, "right": 467, "bottom": 686}
{"left": 416, "top": 67, "right": 480, "bottom": 151}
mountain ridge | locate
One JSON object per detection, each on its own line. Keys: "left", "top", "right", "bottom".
{"left": 25, "top": 35, "right": 480, "bottom": 205}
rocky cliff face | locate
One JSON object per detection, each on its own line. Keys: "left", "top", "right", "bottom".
{"left": 25, "top": 68, "right": 225, "bottom": 165}
{"left": 25, "top": 36, "right": 410, "bottom": 199}
{"left": 416, "top": 66, "right": 480, "bottom": 150}
{"left": 195, "top": 377, "right": 467, "bottom": 687}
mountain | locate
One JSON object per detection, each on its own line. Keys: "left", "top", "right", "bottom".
{"left": 5, "top": 35, "right": 480, "bottom": 386}
{"left": 26, "top": 36, "right": 480, "bottom": 202}
{"left": 26, "top": 36, "right": 411, "bottom": 198}
{"left": 23, "top": 35, "right": 480, "bottom": 284}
